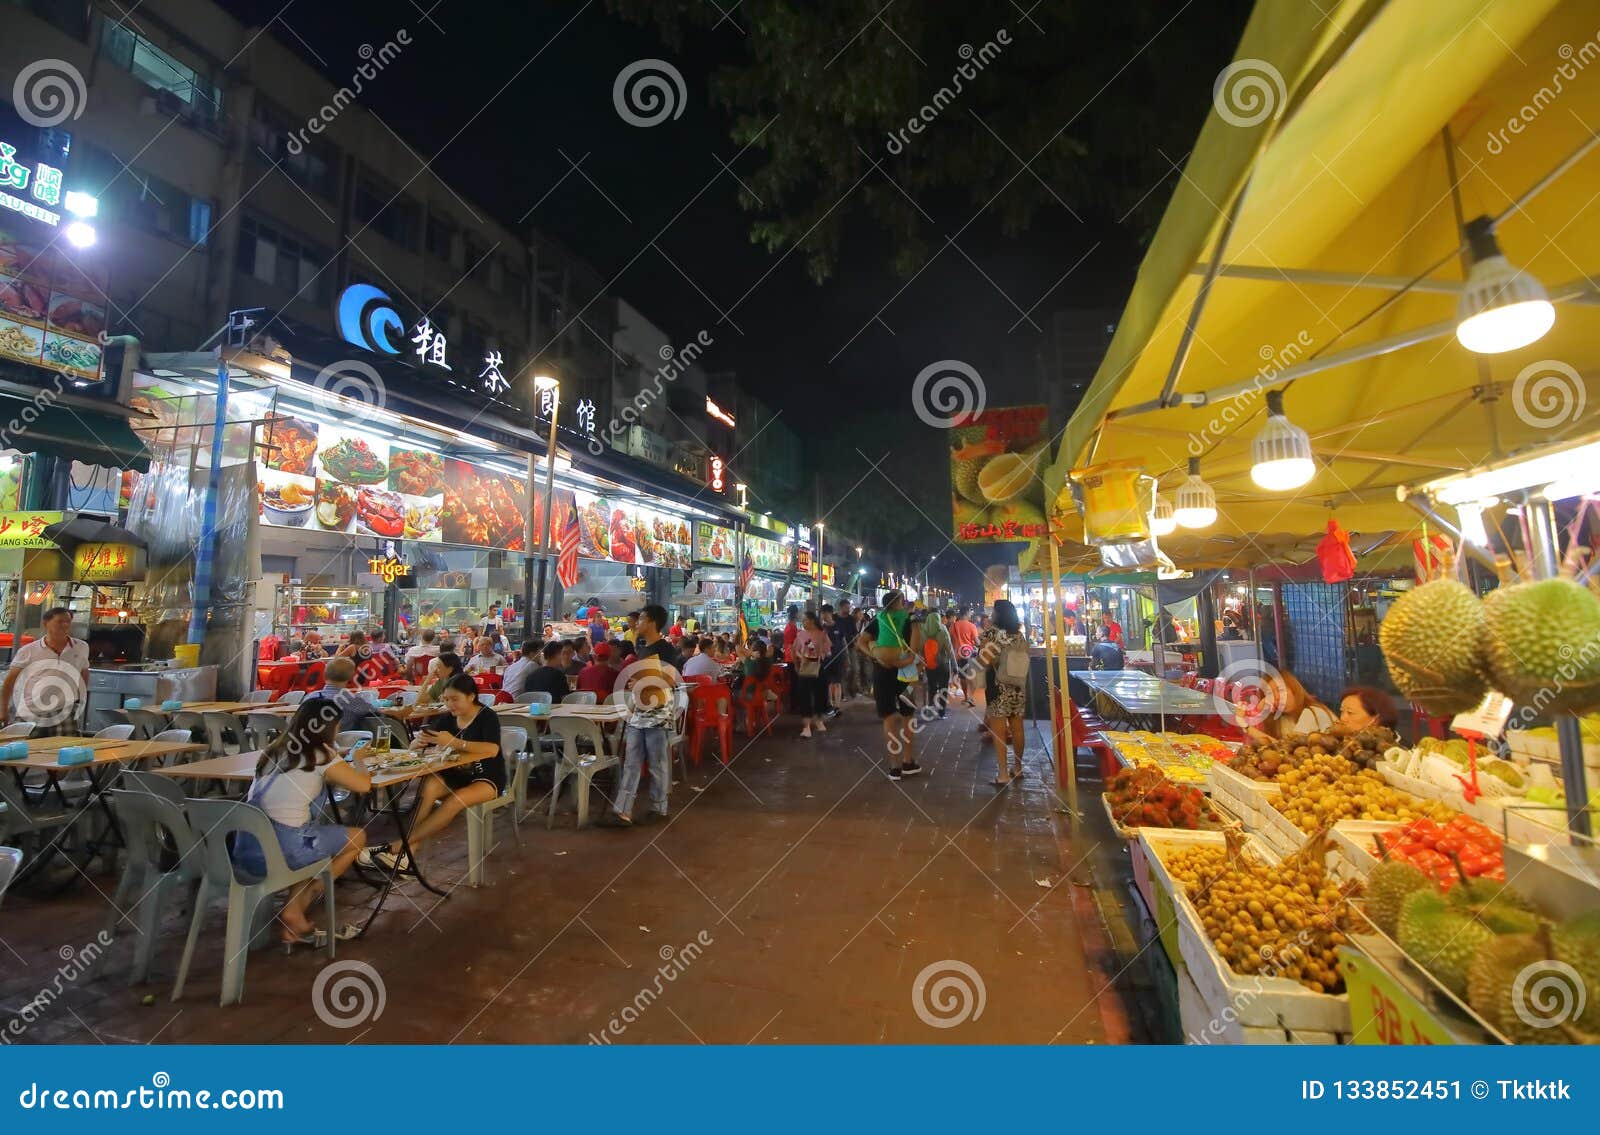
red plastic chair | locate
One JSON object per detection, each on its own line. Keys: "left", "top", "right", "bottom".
{"left": 1411, "top": 703, "right": 1449, "bottom": 740}
{"left": 474, "top": 673, "right": 503, "bottom": 691}
{"left": 1178, "top": 673, "right": 1198, "bottom": 689}
{"left": 737, "top": 676, "right": 774, "bottom": 734}
{"left": 684, "top": 674, "right": 717, "bottom": 688}
{"left": 1068, "top": 701, "right": 1119, "bottom": 779}
{"left": 689, "top": 683, "right": 734, "bottom": 765}
{"left": 764, "top": 664, "right": 791, "bottom": 714}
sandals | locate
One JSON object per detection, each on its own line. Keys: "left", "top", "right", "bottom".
{"left": 281, "top": 923, "right": 362, "bottom": 952}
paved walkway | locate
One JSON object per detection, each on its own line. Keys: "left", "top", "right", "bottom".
{"left": 0, "top": 696, "right": 1151, "bottom": 1044}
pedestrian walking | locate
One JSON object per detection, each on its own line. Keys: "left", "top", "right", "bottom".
{"left": 781, "top": 604, "right": 800, "bottom": 662}
{"left": 948, "top": 607, "right": 979, "bottom": 704}
{"left": 793, "top": 610, "right": 830, "bottom": 738}
{"left": 977, "top": 599, "right": 1030, "bottom": 786}
{"left": 821, "top": 602, "right": 849, "bottom": 716}
{"left": 602, "top": 604, "right": 681, "bottom": 828}
{"left": 859, "top": 590, "right": 923, "bottom": 780}
{"left": 922, "top": 610, "right": 954, "bottom": 719}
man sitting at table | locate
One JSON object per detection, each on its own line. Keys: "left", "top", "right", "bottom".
{"left": 566, "top": 635, "right": 592, "bottom": 678}
{"left": 1, "top": 606, "right": 89, "bottom": 737}
{"left": 682, "top": 636, "right": 720, "bottom": 679}
{"left": 314, "top": 657, "right": 387, "bottom": 733}
{"left": 463, "top": 636, "right": 506, "bottom": 676}
{"left": 576, "top": 642, "right": 616, "bottom": 697}
{"left": 523, "top": 640, "right": 572, "bottom": 701}
{"left": 501, "top": 640, "right": 540, "bottom": 697}
{"left": 1089, "top": 625, "right": 1125, "bottom": 671}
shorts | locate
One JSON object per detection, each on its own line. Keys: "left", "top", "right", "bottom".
{"left": 823, "top": 656, "right": 846, "bottom": 683}
{"left": 873, "top": 663, "right": 910, "bottom": 719}
{"left": 441, "top": 761, "right": 505, "bottom": 795}
{"left": 231, "top": 819, "right": 350, "bottom": 878}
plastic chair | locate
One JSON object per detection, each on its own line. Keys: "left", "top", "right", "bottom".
{"left": 244, "top": 712, "right": 286, "bottom": 750}
{"left": 94, "top": 724, "right": 137, "bottom": 741}
{"left": 1068, "top": 702, "right": 1120, "bottom": 779}
{"left": 202, "top": 711, "right": 246, "bottom": 757}
{"left": 667, "top": 688, "right": 690, "bottom": 783}
{"left": 513, "top": 692, "right": 542, "bottom": 704}
{"left": 176, "top": 798, "right": 336, "bottom": 1005}
{"left": 737, "top": 676, "right": 774, "bottom": 734}
{"left": 548, "top": 717, "right": 618, "bottom": 829}
{"left": 689, "top": 683, "right": 734, "bottom": 765}
{"left": 477, "top": 693, "right": 498, "bottom": 708}
{"left": 246, "top": 690, "right": 274, "bottom": 703}
{"left": 150, "top": 728, "right": 195, "bottom": 745}
{"left": 279, "top": 690, "right": 306, "bottom": 706}
{"left": 464, "top": 727, "right": 525, "bottom": 887}
{"left": 765, "top": 665, "right": 792, "bottom": 713}
{"left": 108, "top": 778, "right": 204, "bottom": 989}
{"left": 334, "top": 731, "right": 373, "bottom": 751}
{"left": 0, "top": 846, "right": 20, "bottom": 909}
{"left": 0, "top": 721, "right": 35, "bottom": 738}
{"left": 126, "top": 708, "right": 167, "bottom": 739}
{"left": 562, "top": 691, "right": 597, "bottom": 705}
{"left": 390, "top": 689, "right": 418, "bottom": 707}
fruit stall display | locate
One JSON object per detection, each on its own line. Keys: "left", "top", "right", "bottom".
{"left": 1102, "top": 766, "right": 1219, "bottom": 835}
{"left": 1102, "top": 730, "right": 1233, "bottom": 786}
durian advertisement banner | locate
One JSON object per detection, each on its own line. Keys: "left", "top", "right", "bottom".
{"left": 951, "top": 404, "right": 1050, "bottom": 544}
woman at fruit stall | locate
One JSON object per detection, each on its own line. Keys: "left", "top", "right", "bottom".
{"left": 1244, "top": 667, "right": 1336, "bottom": 745}
{"left": 1336, "top": 685, "right": 1398, "bottom": 734}
{"left": 358, "top": 674, "right": 504, "bottom": 873}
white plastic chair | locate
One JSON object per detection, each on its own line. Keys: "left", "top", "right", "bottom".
{"left": 201, "top": 711, "right": 245, "bottom": 756}
{"left": 279, "top": 690, "right": 306, "bottom": 706}
{"left": 150, "top": 728, "right": 195, "bottom": 745}
{"left": 477, "top": 693, "right": 498, "bottom": 708}
{"left": 512, "top": 692, "right": 541, "bottom": 704}
{"left": 243, "top": 712, "right": 286, "bottom": 750}
{"left": 334, "top": 730, "right": 373, "bottom": 751}
{"left": 393, "top": 690, "right": 419, "bottom": 706}
{"left": 0, "top": 722, "right": 35, "bottom": 738}
{"left": 177, "top": 798, "right": 337, "bottom": 1005}
{"left": 94, "top": 724, "right": 136, "bottom": 740}
{"left": 108, "top": 775, "right": 203, "bottom": 990}
{"left": 548, "top": 717, "right": 618, "bottom": 829}
{"left": 126, "top": 708, "right": 167, "bottom": 739}
{"left": 464, "top": 727, "right": 526, "bottom": 887}
{"left": 0, "top": 846, "right": 21, "bottom": 909}
{"left": 246, "top": 690, "right": 274, "bottom": 703}
{"left": 562, "top": 691, "right": 597, "bottom": 705}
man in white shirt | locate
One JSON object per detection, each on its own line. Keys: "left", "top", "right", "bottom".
{"left": 501, "top": 641, "right": 540, "bottom": 697}
{"left": 404, "top": 628, "right": 440, "bottom": 663}
{"left": 682, "top": 637, "right": 720, "bottom": 679}
{"left": 2, "top": 607, "right": 90, "bottom": 736}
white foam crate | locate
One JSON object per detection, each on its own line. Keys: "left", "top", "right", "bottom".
{"left": 1502, "top": 801, "right": 1577, "bottom": 847}
{"left": 1206, "top": 761, "right": 1278, "bottom": 826}
{"left": 1505, "top": 729, "right": 1600, "bottom": 776}
{"left": 1137, "top": 827, "right": 1352, "bottom": 1035}
{"left": 1375, "top": 762, "right": 1510, "bottom": 825}
{"left": 1327, "top": 820, "right": 1401, "bottom": 880}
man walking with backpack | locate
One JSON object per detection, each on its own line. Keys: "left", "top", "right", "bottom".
{"left": 857, "top": 590, "right": 924, "bottom": 781}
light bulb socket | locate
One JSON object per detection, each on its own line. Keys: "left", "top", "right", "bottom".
{"left": 1265, "top": 388, "right": 1287, "bottom": 417}
{"left": 1463, "top": 215, "right": 1499, "bottom": 264}
{"left": 1187, "top": 456, "right": 1201, "bottom": 477}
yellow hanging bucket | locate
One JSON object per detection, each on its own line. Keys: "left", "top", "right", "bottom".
{"left": 1069, "top": 460, "right": 1149, "bottom": 544}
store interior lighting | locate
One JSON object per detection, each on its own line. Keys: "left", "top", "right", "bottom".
{"left": 1454, "top": 215, "right": 1555, "bottom": 354}
{"left": 1425, "top": 438, "right": 1600, "bottom": 504}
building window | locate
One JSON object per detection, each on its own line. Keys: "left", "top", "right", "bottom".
{"left": 237, "top": 215, "right": 331, "bottom": 302}
{"left": 74, "top": 142, "right": 214, "bottom": 245}
{"left": 424, "top": 212, "right": 456, "bottom": 263}
{"left": 353, "top": 171, "right": 419, "bottom": 250}
{"left": 247, "top": 99, "right": 338, "bottom": 199}
{"left": 100, "top": 21, "right": 222, "bottom": 124}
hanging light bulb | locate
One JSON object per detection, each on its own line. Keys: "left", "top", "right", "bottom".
{"left": 1455, "top": 215, "right": 1554, "bottom": 354}
{"left": 1251, "top": 389, "right": 1315, "bottom": 491}
{"left": 1149, "top": 493, "right": 1177, "bottom": 536}
{"left": 1173, "top": 457, "right": 1217, "bottom": 529}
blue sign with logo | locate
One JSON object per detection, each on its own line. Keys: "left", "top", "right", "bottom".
{"left": 335, "top": 283, "right": 404, "bottom": 355}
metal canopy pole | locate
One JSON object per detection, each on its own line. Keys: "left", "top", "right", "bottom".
{"left": 1048, "top": 538, "right": 1077, "bottom": 817}
{"left": 1524, "top": 494, "right": 1593, "bottom": 839}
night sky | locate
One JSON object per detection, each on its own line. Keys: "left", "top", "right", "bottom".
{"left": 214, "top": 0, "right": 1249, "bottom": 600}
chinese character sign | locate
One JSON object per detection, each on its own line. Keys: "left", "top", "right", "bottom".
{"left": 576, "top": 398, "right": 596, "bottom": 435}
{"left": 479, "top": 350, "right": 507, "bottom": 394}
{"left": 411, "top": 318, "right": 449, "bottom": 369}
{"left": 538, "top": 386, "right": 557, "bottom": 420}
{"left": 950, "top": 403, "right": 1050, "bottom": 545}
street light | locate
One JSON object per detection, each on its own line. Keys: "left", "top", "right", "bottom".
{"left": 814, "top": 521, "right": 825, "bottom": 604}
{"left": 527, "top": 373, "right": 560, "bottom": 637}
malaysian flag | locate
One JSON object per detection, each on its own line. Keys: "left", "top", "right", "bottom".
{"left": 556, "top": 512, "right": 582, "bottom": 589}
{"left": 738, "top": 550, "right": 754, "bottom": 595}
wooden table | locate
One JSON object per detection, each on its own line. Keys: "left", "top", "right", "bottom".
{"left": 151, "top": 751, "right": 257, "bottom": 784}
{"left": 171, "top": 700, "right": 266, "bottom": 714}
{"left": 493, "top": 702, "right": 629, "bottom": 723}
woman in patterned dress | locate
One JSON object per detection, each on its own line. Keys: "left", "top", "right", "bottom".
{"left": 977, "top": 600, "right": 1029, "bottom": 786}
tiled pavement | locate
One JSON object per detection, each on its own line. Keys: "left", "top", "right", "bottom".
{"left": 0, "top": 695, "right": 1159, "bottom": 1044}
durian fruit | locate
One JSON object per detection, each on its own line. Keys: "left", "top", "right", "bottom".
{"left": 1482, "top": 578, "right": 1600, "bottom": 714}
{"left": 952, "top": 441, "right": 1001, "bottom": 505}
{"left": 1398, "top": 889, "right": 1493, "bottom": 997}
{"left": 1467, "top": 932, "right": 1567, "bottom": 1043}
{"left": 1365, "top": 859, "right": 1430, "bottom": 937}
{"left": 1481, "top": 758, "right": 1525, "bottom": 790}
{"left": 1379, "top": 579, "right": 1487, "bottom": 715}
{"left": 1553, "top": 911, "right": 1600, "bottom": 1032}
{"left": 1446, "top": 869, "right": 1540, "bottom": 935}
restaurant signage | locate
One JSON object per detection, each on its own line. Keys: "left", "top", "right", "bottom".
{"left": 73, "top": 542, "right": 143, "bottom": 582}
{"left": 0, "top": 510, "right": 62, "bottom": 548}
{"left": 366, "top": 554, "right": 410, "bottom": 584}
{"left": 0, "top": 141, "right": 63, "bottom": 223}
{"left": 708, "top": 454, "right": 725, "bottom": 493}
{"left": 0, "top": 221, "right": 110, "bottom": 380}
{"left": 336, "top": 283, "right": 504, "bottom": 385}
{"left": 949, "top": 403, "right": 1050, "bottom": 545}
{"left": 570, "top": 490, "right": 692, "bottom": 569}
{"left": 695, "top": 521, "right": 735, "bottom": 565}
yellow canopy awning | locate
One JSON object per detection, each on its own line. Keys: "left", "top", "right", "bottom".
{"left": 1038, "top": 0, "right": 1597, "bottom": 575}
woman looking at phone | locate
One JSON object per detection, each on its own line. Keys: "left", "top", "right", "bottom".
{"left": 358, "top": 674, "right": 503, "bottom": 872}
